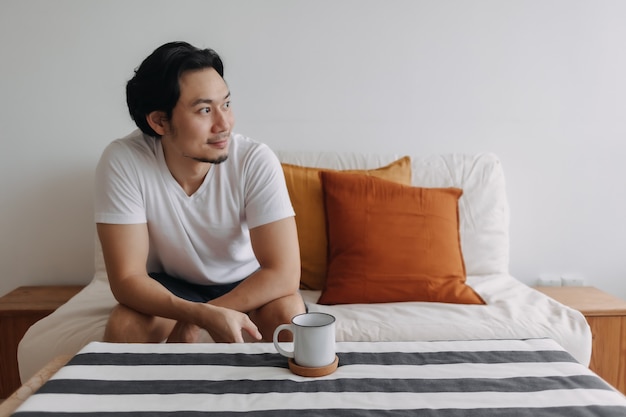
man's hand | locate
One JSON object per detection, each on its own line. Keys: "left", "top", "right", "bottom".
{"left": 167, "top": 304, "right": 262, "bottom": 343}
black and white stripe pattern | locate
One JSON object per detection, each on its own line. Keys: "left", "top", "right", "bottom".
{"left": 12, "top": 339, "right": 626, "bottom": 416}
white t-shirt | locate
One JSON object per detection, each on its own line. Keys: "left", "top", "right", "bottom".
{"left": 94, "top": 129, "right": 294, "bottom": 285}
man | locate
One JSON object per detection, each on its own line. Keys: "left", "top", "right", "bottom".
{"left": 95, "top": 41, "right": 305, "bottom": 344}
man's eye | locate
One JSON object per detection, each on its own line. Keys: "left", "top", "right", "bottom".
{"left": 223, "top": 101, "right": 231, "bottom": 109}
{"left": 200, "top": 107, "right": 210, "bottom": 114}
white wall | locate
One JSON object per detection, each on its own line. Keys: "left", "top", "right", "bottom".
{"left": 1, "top": 0, "right": 625, "bottom": 298}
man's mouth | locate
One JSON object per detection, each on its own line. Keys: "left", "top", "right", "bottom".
{"left": 207, "top": 135, "right": 229, "bottom": 149}
{"left": 210, "top": 140, "right": 227, "bottom": 149}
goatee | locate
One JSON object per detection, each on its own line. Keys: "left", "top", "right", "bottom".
{"left": 192, "top": 155, "right": 228, "bottom": 164}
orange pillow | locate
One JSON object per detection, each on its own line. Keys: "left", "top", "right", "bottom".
{"left": 318, "top": 171, "right": 484, "bottom": 305}
{"left": 282, "top": 157, "right": 411, "bottom": 290}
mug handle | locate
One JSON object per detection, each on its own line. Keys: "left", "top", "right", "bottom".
{"left": 273, "top": 323, "right": 295, "bottom": 358}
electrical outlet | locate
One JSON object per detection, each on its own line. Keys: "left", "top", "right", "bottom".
{"left": 561, "top": 273, "right": 585, "bottom": 287}
{"left": 537, "top": 273, "right": 562, "bottom": 287}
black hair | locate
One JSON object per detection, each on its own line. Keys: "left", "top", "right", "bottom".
{"left": 126, "top": 41, "right": 224, "bottom": 137}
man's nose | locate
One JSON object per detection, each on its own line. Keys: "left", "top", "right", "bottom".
{"left": 211, "top": 109, "right": 230, "bottom": 133}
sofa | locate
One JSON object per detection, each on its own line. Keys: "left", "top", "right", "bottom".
{"left": 17, "top": 150, "right": 591, "bottom": 382}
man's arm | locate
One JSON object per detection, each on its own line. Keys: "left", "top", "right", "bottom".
{"left": 98, "top": 222, "right": 184, "bottom": 316}
{"left": 97, "top": 222, "right": 260, "bottom": 342}
{"left": 208, "top": 216, "right": 301, "bottom": 312}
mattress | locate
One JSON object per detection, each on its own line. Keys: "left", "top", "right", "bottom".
{"left": 11, "top": 339, "right": 625, "bottom": 416}
{"left": 17, "top": 272, "right": 592, "bottom": 384}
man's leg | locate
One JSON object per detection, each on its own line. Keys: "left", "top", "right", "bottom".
{"left": 103, "top": 304, "right": 176, "bottom": 343}
{"left": 249, "top": 292, "right": 306, "bottom": 342}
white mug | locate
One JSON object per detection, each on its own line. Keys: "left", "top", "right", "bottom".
{"left": 273, "top": 312, "right": 336, "bottom": 368}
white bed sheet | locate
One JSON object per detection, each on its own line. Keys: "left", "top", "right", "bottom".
{"left": 303, "top": 273, "right": 591, "bottom": 366}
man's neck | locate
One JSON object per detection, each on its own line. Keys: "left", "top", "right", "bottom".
{"left": 162, "top": 146, "right": 211, "bottom": 196}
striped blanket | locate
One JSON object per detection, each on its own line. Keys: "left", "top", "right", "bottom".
{"left": 12, "top": 339, "right": 626, "bottom": 416}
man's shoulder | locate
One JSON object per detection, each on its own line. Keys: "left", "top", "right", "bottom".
{"left": 103, "top": 129, "right": 158, "bottom": 159}
{"left": 231, "top": 133, "right": 263, "bottom": 151}
{"left": 231, "top": 133, "right": 275, "bottom": 162}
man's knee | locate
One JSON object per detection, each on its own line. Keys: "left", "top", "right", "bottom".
{"left": 252, "top": 293, "right": 306, "bottom": 341}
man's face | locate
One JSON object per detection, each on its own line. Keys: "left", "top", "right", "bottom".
{"left": 162, "top": 67, "right": 235, "bottom": 164}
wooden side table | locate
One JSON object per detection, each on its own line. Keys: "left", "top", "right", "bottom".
{"left": 0, "top": 285, "right": 84, "bottom": 399}
{"left": 534, "top": 286, "right": 626, "bottom": 394}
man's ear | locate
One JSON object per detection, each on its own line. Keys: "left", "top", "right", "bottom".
{"left": 146, "top": 111, "right": 168, "bottom": 136}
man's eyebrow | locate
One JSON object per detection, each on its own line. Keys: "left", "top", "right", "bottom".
{"left": 191, "top": 92, "right": 231, "bottom": 106}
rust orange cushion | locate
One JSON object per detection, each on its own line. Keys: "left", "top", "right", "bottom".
{"left": 282, "top": 157, "right": 411, "bottom": 290}
{"left": 318, "top": 171, "right": 484, "bottom": 305}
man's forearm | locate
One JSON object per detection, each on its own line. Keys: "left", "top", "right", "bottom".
{"left": 110, "top": 273, "right": 202, "bottom": 324}
{"left": 209, "top": 268, "right": 299, "bottom": 312}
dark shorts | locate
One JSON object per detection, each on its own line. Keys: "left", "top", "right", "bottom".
{"left": 148, "top": 273, "right": 244, "bottom": 303}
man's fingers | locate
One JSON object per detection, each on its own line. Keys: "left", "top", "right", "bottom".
{"left": 232, "top": 331, "right": 244, "bottom": 343}
{"left": 243, "top": 319, "right": 262, "bottom": 341}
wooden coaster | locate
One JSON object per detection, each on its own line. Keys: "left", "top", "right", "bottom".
{"left": 288, "top": 355, "right": 339, "bottom": 377}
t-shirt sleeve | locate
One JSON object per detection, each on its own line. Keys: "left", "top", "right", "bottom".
{"left": 94, "top": 141, "right": 147, "bottom": 224}
{"left": 243, "top": 144, "right": 295, "bottom": 229}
